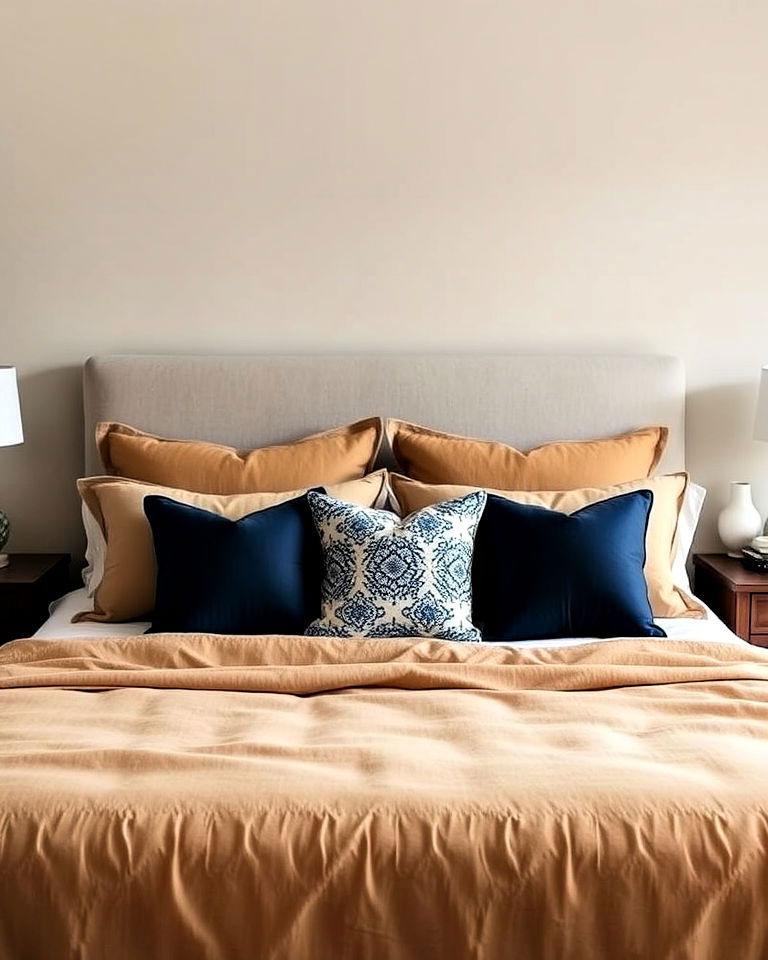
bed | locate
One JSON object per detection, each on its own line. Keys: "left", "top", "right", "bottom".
{"left": 3, "top": 353, "right": 768, "bottom": 960}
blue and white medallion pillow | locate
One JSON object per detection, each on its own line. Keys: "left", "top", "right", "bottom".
{"left": 305, "top": 489, "right": 487, "bottom": 642}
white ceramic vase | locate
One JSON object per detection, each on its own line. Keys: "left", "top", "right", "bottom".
{"left": 717, "top": 482, "right": 762, "bottom": 557}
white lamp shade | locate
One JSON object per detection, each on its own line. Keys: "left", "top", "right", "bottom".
{"left": 0, "top": 367, "right": 23, "bottom": 447}
{"left": 756, "top": 366, "right": 768, "bottom": 442}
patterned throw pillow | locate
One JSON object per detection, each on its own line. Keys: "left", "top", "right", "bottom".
{"left": 305, "top": 490, "right": 487, "bottom": 641}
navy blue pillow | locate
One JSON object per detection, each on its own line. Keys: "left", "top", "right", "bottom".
{"left": 472, "top": 490, "right": 665, "bottom": 641}
{"left": 144, "top": 494, "right": 323, "bottom": 635}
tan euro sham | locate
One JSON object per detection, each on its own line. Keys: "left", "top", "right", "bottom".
{"left": 76, "top": 471, "right": 388, "bottom": 623}
{"left": 386, "top": 420, "right": 667, "bottom": 489}
{"left": 97, "top": 418, "right": 384, "bottom": 494}
{"left": 389, "top": 472, "right": 704, "bottom": 619}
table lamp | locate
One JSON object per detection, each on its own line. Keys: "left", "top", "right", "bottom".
{"left": 0, "top": 366, "right": 24, "bottom": 568}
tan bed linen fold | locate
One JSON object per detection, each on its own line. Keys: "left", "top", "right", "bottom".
{"left": 2, "top": 634, "right": 768, "bottom": 960}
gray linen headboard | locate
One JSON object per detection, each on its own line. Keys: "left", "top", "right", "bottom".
{"left": 83, "top": 354, "right": 685, "bottom": 476}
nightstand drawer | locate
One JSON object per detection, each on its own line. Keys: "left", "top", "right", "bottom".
{"left": 750, "top": 594, "right": 768, "bottom": 635}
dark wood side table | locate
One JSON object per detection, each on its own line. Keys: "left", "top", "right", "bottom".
{"left": 693, "top": 553, "right": 768, "bottom": 646}
{"left": 0, "top": 554, "right": 70, "bottom": 645}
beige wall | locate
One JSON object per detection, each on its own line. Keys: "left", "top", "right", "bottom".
{"left": 2, "top": 1, "right": 767, "bottom": 563}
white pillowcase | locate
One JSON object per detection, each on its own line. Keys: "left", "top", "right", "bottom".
{"left": 80, "top": 502, "right": 106, "bottom": 598}
{"left": 671, "top": 481, "right": 706, "bottom": 594}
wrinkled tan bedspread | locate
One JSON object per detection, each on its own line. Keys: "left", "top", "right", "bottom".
{"left": 2, "top": 634, "right": 768, "bottom": 960}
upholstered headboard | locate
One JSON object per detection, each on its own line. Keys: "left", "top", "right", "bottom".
{"left": 83, "top": 354, "right": 685, "bottom": 476}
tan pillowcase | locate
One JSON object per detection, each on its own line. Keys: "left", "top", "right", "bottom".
{"left": 76, "top": 471, "right": 388, "bottom": 623}
{"left": 97, "top": 418, "right": 384, "bottom": 494}
{"left": 386, "top": 420, "right": 668, "bottom": 489}
{"left": 389, "top": 472, "right": 704, "bottom": 620}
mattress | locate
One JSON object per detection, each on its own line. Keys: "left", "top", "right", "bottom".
{"left": 33, "top": 587, "right": 745, "bottom": 647}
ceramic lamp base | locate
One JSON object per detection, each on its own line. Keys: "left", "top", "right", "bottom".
{"left": 717, "top": 482, "right": 763, "bottom": 558}
{"left": 0, "top": 554, "right": 8, "bottom": 569}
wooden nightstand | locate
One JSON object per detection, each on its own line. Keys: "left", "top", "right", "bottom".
{"left": 0, "top": 554, "right": 70, "bottom": 645}
{"left": 693, "top": 553, "right": 768, "bottom": 646}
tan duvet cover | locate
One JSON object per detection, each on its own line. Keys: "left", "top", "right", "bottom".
{"left": 1, "top": 633, "right": 768, "bottom": 960}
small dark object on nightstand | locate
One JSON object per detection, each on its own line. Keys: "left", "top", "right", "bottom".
{"left": 742, "top": 547, "right": 768, "bottom": 574}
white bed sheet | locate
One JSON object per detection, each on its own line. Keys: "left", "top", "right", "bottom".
{"left": 34, "top": 589, "right": 152, "bottom": 639}
{"left": 33, "top": 588, "right": 746, "bottom": 647}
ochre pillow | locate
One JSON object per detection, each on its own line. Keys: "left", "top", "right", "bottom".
{"left": 97, "top": 418, "right": 384, "bottom": 494}
{"left": 386, "top": 420, "right": 667, "bottom": 489}
{"left": 388, "top": 472, "right": 703, "bottom": 620}
{"left": 76, "top": 471, "right": 388, "bottom": 623}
